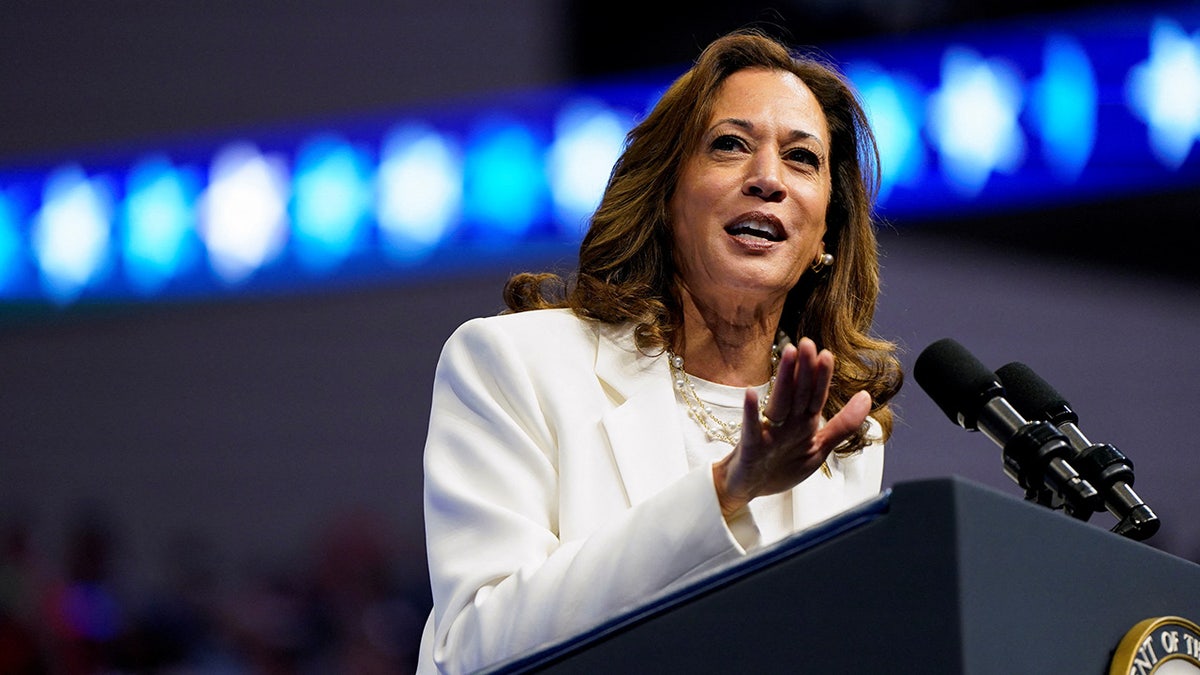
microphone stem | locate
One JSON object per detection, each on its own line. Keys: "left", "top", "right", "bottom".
{"left": 1046, "top": 457, "right": 1095, "bottom": 510}
{"left": 1058, "top": 422, "right": 1159, "bottom": 538}
{"left": 979, "top": 399, "right": 1100, "bottom": 516}
{"left": 1059, "top": 423, "right": 1090, "bottom": 451}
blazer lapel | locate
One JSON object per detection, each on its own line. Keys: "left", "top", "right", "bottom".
{"left": 594, "top": 323, "right": 689, "bottom": 507}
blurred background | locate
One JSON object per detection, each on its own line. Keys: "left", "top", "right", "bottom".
{"left": 2, "top": 1, "right": 1198, "bottom": 672}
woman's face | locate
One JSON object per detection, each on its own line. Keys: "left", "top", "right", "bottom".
{"left": 669, "top": 67, "right": 832, "bottom": 314}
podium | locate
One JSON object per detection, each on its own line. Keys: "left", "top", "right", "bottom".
{"left": 485, "top": 477, "right": 1200, "bottom": 674}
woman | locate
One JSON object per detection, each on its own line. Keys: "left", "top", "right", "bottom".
{"left": 417, "top": 29, "right": 903, "bottom": 674}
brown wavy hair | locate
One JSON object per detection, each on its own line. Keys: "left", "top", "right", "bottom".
{"left": 504, "top": 29, "right": 903, "bottom": 446}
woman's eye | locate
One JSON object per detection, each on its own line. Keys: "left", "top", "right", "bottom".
{"left": 786, "top": 148, "right": 821, "bottom": 168}
{"left": 710, "top": 135, "right": 746, "bottom": 152}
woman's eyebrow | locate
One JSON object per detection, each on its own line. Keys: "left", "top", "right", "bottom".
{"left": 709, "top": 118, "right": 825, "bottom": 148}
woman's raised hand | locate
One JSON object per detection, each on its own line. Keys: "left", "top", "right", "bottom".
{"left": 712, "top": 338, "right": 871, "bottom": 519}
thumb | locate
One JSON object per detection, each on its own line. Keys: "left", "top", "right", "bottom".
{"left": 818, "top": 390, "right": 871, "bottom": 449}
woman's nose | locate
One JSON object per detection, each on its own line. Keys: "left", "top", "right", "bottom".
{"left": 742, "top": 155, "right": 786, "bottom": 202}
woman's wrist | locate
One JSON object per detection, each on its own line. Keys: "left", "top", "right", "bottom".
{"left": 712, "top": 457, "right": 749, "bottom": 520}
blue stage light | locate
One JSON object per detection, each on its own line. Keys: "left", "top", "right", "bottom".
{"left": 199, "top": 142, "right": 290, "bottom": 285}
{"left": 1029, "top": 35, "right": 1097, "bottom": 181}
{"left": 377, "top": 124, "right": 462, "bottom": 261}
{"left": 847, "top": 62, "right": 928, "bottom": 202}
{"left": 30, "top": 166, "right": 114, "bottom": 303}
{"left": 1127, "top": 18, "right": 1200, "bottom": 169}
{"left": 122, "top": 155, "right": 201, "bottom": 293}
{"left": 462, "top": 117, "right": 546, "bottom": 240}
{"left": 0, "top": 189, "right": 20, "bottom": 291}
{"left": 928, "top": 47, "right": 1027, "bottom": 196}
{"left": 547, "top": 99, "right": 633, "bottom": 236}
{"left": 1, "top": 2, "right": 1195, "bottom": 306}
{"left": 292, "top": 134, "right": 374, "bottom": 272}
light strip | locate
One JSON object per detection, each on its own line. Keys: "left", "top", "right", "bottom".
{"left": 0, "top": 3, "right": 1196, "bottom": 305}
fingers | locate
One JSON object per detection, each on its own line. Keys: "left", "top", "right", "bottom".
{"left": 758, "top": 336, "right": 872, "bottom": 429}
{"left": 773, "top": 338, "right": 833, "bottom": 424}
{"left": 763, "top": 337, "right": 865, "bottom": 449}
{"left": 819, "top": 390, "right": 872, "bottom": 450}
{"left": 788, "top": 340, "right": 814, "bottom": 416}
{"left": 721, "top": 346, "right": 871, "bottom": 512}
{"left": 804, "top": 348, "right": 834, "bottom": 416}
{"left": 741, "top": 386, "right": 763, "bottom": 446}
{"left": 760, "top": 343, "right": 796, "bottom": 427}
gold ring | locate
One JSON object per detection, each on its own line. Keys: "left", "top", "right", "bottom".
{"left": 760, "top": 413, "right": 785, "bottom": 429}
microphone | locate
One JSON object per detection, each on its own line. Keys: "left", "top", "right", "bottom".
{"left": 995, "top": 362, "right": 1160, "bottom": 541}
{"left": 913, "top": 338, "right": 1101, "bottom": 518}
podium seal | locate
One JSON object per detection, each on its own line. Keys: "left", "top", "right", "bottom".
{"left": 1110, "top": 616, "right": 1200, "bottom": 674}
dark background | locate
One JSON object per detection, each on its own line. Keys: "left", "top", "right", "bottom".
{"left": 2, "top": 1, "right": 1196, "bottom": 672}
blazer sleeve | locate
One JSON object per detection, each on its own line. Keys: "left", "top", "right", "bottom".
{"left": 422, "top": 317, "right": 747, "bottom": 674}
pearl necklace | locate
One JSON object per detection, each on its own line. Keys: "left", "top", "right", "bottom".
{"left": 667, "top": 344, "right": 780, "bottom": 446}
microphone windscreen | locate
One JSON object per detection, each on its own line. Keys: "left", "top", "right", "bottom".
{"left": 913, "top": 338, "right": 1003, "bottom": 430}
{"left": 995, "top": 361, "right": 1077, "bottom": 425}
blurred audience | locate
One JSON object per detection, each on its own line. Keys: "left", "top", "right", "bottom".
{"left": 6, "top": 497, "right": 1189, "bottom": 673}
{"left": 0, "top": 504, "right": 430, "bottom": 675}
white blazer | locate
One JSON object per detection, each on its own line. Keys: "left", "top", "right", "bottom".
{"left": 418, "top": 308, "right": 884, "bottom": 674}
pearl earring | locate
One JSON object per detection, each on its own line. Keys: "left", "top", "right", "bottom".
{"left": 811, "top": 252, "right": 834, "bottom": 273}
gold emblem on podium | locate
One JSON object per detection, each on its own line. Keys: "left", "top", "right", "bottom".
{"left": 1110, "top": 616, "right": 1200, "bottom": 674}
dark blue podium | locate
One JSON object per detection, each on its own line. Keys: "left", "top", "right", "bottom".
{"left": 484, "top": 477, "right": 1200, "bottom": 674}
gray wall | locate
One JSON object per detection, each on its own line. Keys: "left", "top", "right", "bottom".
{"left": 0, "top": 1, "right": 568, "bottom": 162}
{"left": 876, "top": 230, "right": 1200, "bottom": 559}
